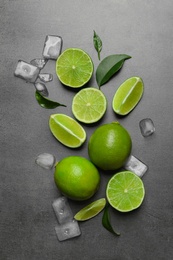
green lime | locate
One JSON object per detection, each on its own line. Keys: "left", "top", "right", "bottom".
{"left": 54, "top": 156, "right": 100, "bottom": 201}
{"left": 88, "top": 122, "right": 132, "bottom": 171}
{"left": 106, "top": 171, "right": 145, "bottom": 212}
{"left": 72, "top": 88, "right": 107, "bottom": 124}
{"left": 112, "top": 77, "right": 144, "bottom": 115}
{"left": 74, "top": 198, "right": 106, "bottom": 221}
{"left": 49, "top": 114, "right": 86, "bottom": 148}
{"left": 56, "top": 48, "right": 93, "bottom": 88}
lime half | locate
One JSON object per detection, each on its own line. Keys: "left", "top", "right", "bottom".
{"left": 106, "top": 171, "right": 145, "bottom": 212}
{"left": 72, "top": 88, "right": 107, "bottom": 124}
{"left": 56, "top": 48, "right": 93, "bottom": 88}
{"left": 49, "top": 114, "right": 86, "bottom": 148}
{"left": 112, "top": 77, "right": 144, "bottom": 115}
{"left": 74, "top": 198, "right": 106, "bottom": 221}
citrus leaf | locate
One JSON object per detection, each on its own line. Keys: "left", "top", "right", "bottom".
{"left": 93, "top": 30, "right": 102, "bottom": 60}
{"left": 35, "top": 91, "right": 66, "bottom": 109}
{"left": 102, "top": 204, "right": 120, "bottom": 236}
{"left": 96, "top": 54, "right": 131, "bottom": 87}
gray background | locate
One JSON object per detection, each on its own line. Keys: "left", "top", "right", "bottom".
{"left": 0, "top": 0, "right": 173, "bottom": 259}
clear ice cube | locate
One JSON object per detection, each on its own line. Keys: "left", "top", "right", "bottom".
{"left": 42, "top": 35, "right": 62, "bottom": 60}
{"left": 34, "top": 82, "right": 49, "bottom": 97}
{"left": 139, "top": 118, "right": 155, "bottom": 137}
{"left": 52, "top": 196, "right": 73, "bottom": 224}
{"left": 55, "top": 219, "right": 81, "bottom": 241}
{"left": 35, "top": 153, "right": 56, "bottom": 169}
{"left": 38, "top": 73, "right": 53, "bottom": 83}
{"left": 14, "top": 60, "right": 40, "bottom": 83}
{"left": 30, "top": 58, "right": 47, "bottom": 69}
{"left": 124, "top": 155, "right": 148, "bottom": 178}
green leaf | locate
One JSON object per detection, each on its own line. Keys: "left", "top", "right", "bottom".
{"left": 96, "top": 54, "right": 131, "bottom": 87}
{"left": 93, "top": 30, "right": 102, "bottom": 60}
{"left": 102, "top": 204, "right": 120, "bottom": 236}
{"left": 35, "top": 91, "right": 66, "bottom": 109}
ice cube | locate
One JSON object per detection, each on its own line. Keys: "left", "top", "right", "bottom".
{"left": 14, "top": 60, "right": 40, "bottom": 83}
{"left": 124, "top": 155, "right": 148, "bottom": 178}
{"left": 42, "top": 35, "right": 62, "bottom": 60}
{"left": 139, "top": 118, "right": 155, "bottom": 137}
{"left": 55, "top": 219, "right": 81, "bottom": 241}
{"left": 52, "top": 196, "right": 73, "bottom": 224}
{"left": 34, "top": 82, "right": 49, "bottom": 97}
{"left": 30, "top": 58, "right": 47, "bottom": 69}
{"left": 38, "top": 73, "right": 53, "bottom": 83}
{"left": 35, "top": 153, "right": 56, "bottom": 169}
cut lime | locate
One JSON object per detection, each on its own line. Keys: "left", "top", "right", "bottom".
{"left": 74, "top": 198, "right": 106, "bottom": 221}
{"left": 106, "top": 171, "right": 145, "bottom": 212}
{"left": 49, "top": 114, "right": 86, "bottom": 148}
{"left": 72, "top": 88, "right": 107, "bottom": 124}
{"left": 112, "top": 77, "right": 144, "bottom": 115}
{"left": 56, "top": 48, "right": 93, "bottom": 88}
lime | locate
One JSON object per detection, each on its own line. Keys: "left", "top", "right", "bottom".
{"left": 49, "top": 114, "right": 86, "bottom": 148}
{"left": 74, "top": 198, "right": 106, "bottom": 221}
{"left": 56, "top": 48, "right": 93, "bottom": 88}
{"left": 106, "top": 171, "right": 145, "bottom": 212}
{"left": 112, "top": 77, "right": 144, "bottom": 115}
{"left": 88, "top": 122, "right": 132, "bottom": 171}
{"left": 54, "top": 156, "right": 100, "bottom": 201}
{"left": 72, "top": 88, "right": 107, "bottom": 124}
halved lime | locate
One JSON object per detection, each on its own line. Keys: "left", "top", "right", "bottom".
{"left": 72, "top": 88, "right": 107, "bottom": 124}
{"left": 49, "top": 114, "right": 86, "bottom": 148}
{"left": 112, "top": 77, "right": 144, "bottom": 115}
{"left": 106, "top": 171, "right": 145, "bottom": 212}
{"left": 56, "top": 48, "right": 93, "bottom": 88}
{"left": 74, "top": 198, "right": 106, "bottom": 221}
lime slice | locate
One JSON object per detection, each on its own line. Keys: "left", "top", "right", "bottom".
{"left": 49, "top": 114, "right": 86, "bottom": 148}
{"left": 74, "top": 198, "right": 106, "bottom": 221}
{"left": 112, "top": 77, "right": 144, "bottom": 115}
{"left": 72, "top": 88, "right": 107, "bottom": 124}
{"left": 106, "top": 171, "right": 145, "bottom": 212}
{"left": 56, "top": 48, "right": 93, "bottom": 88}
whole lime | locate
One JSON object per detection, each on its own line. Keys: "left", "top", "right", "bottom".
{"left": 54, "top": 156, "right": 100, "bottom": 201}
{"left": 88, "top": 122, "right": 132, "bottom": 171}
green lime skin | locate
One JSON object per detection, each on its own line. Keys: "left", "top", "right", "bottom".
{"left": 54, "top": 156, "right": 100, "bottom": 201}
{"left": 88, "top": 122, "right": 132, "bottom": 171}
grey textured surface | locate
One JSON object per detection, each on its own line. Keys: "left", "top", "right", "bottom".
{"left": 0, "top": 1, "right": 173, "bottom": 259}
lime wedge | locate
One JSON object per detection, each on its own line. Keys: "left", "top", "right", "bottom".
{"left": 74, "top": 198, "right": 106, "bottom": 221}
{"left": 106, "top": 171, "right": 145, "bottom": 212}
{"left": 72, "top": 88, "right": 107, "bottom": 124}
{"left": 56, "top": 48, "right": 93, "bottom": 88}
{"left": 112, "top": 77, "right": 144, "bottom": 115}
{"left": 49, "top": 114, "right": 86, "bottom": 148}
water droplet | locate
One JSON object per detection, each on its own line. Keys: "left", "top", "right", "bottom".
{"left": 64, "top": 228, "right": 70, "bottom": 235}
{"left": 59, "top": 209, "right": 64, "bottom": 215}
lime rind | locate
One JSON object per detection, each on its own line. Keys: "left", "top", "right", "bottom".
{"left": 49, "top": 114, "right": 86, "bottom": 148}
{"left": 112, "top": 77, "right": 144, "bottom": 115}
{"left": 106, "top": 171, "right": 145, "bottom": 212}
{"left": 74, "top": 198, "right": 106, "bottom": 221}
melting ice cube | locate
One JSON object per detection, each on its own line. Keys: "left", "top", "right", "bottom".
{"left": 34, "top": 82, "right": 49, "bottom": 97}
{"left": 55, "top": 219, "right": 81, "bottom": 241}
{"left": 139, "top": 118, "right": 155, "bottom": 137}
{"left": 30, "top": 58, "right": 47, "bottom": 69}
{"left": 42, "top": 35, "right": 62, "bottom": 60}
{"left": 38, "top": 73, "right": 53, "bottom": 83}
{"left": 35, "top": 153, "right": 56, "bottom": 169}
{"left": 52, "top": 196, "right": 73, "bottom": 224}
{"left": 14, "top": 60, "right": 40, "bottom": 83}
{"left": 124, "top": 155, "right": 148, "bottom": 178}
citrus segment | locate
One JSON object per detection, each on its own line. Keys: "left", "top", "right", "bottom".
{"left": 112, "top": 77, "right": 144, "bottom": 115}
{"left": 56, "top": 48, "right": 93, "bottom": 88}
{"left": 49, "top": 114, "right": 86, "bottom": 148}
{"left": 72, "top": 88, "right": 107, "bottom": 124}
{"left": 106, "top": 171, "right": 145, "bottom": 212}
{"left": 74, "top": 198, "right": 106, "bottom": 221}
